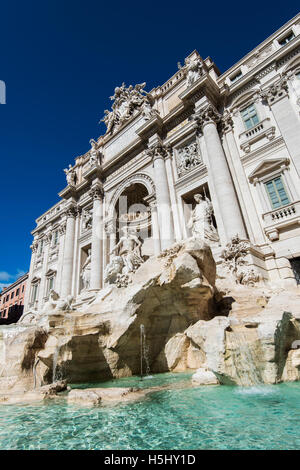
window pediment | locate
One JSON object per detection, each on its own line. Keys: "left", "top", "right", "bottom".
{"left": 45, "top": 268, "right": 56, "bottom": 278}
{"left": 249, "top": 158, "right": 290, "bottom": 183}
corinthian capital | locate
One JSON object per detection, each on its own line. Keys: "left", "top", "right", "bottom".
{"left": 190, "top": 104, "right": 221, "bottom": 131}
{"left": 260, "top": 77, "right": 289, "bottom": 106}
{"left": 65, "top": 204, "right": 78, "bottom": 218}
{"left": 145, "top": 142, "right": 171, "bottom": 161}
{"left": 89, "top": 183, "right": 104, "bottom": 201}
{"left": 220, "top": 112, "right": 234, "bottom": 133}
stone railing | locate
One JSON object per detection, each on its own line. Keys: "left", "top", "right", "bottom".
{"left": 239, "top": 117, "right": 275, "bottom": 153}
{"left": 263, "top": 200, "right": 300, "bottom": 241}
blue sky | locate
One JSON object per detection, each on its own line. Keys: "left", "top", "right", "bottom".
{"left": 0, "top": 0, "right": 299, "bottom": 290}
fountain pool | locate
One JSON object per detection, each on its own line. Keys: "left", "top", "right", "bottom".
{"left": 0, "top": 373, "right": 300, "bottom": 450}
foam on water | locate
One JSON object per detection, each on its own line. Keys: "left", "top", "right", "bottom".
{"left": 235, "top": 385, "right": 278, "bottom": 396}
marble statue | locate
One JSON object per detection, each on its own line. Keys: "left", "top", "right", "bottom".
{"left": 109, "top": 227, "right": 144, "bottom": 275}
{"left": 81, "top": 249, "right": 91, "bottom": 290}
{"left": 101, "top": 82, "right": 149, "bottom": 135}
{"left": 178, "top": 56, "right": 203, "bottom": 87}
{"left": 188, "top": 194, "right": 219, "bottom": 244}
{"left": 104, "top": 255, "right": 124, "bottom": 284}
{"left": 63, "top": 164, "right": 77, "bottom": 187}
{"left": 142, "top": 97, "right": 157, "bottom": 120}
{"left": 82, "top": 209, "right": 92, "bottom": 231}
{"left": 89, "top": 139, "right": 103, "bottom": 166}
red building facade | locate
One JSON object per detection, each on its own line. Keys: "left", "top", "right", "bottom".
{"left": 0, "top": 273, "right": 28, "bottom": 321}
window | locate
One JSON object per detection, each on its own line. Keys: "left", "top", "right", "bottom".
{"left": 31, "top": 284, "right": 39, "bottom": 303}
{"left": 265, "top": 176, "right": 290, "bottom": 209}
{"left": 16, "top": 288, "right": 20, "bottom": 296}
{"left": 38, "top": 239, "right": 44, "bottom": 255}
{"left": 278, "top": 31, "right": 295, "bottom": 46}
{"left": 241, "top": 104, "right": 259, "bottom": 130}
{"left": 230, "top": 70, "right": 242, "bottom": 84}
{"left": 53, "top": 230, "right": 59, "bottom": 247}
{"left": 11, "top": 291, "right": 14, "bottom": 299}
{"left": 22, "top": 285, "right": 25, "bottom": 293}
{"left": 47, "top": 277, "right": 54, "bottom": 295}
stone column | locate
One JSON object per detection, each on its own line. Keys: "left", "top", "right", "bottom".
{"left": 149, "top": 201, "right": 161, "bottom": 255}
{"left": 38, "top": 231, "right": 51, "bottom": 308}
{"left": 55, "top": 222, "right": 66, "bottom": 297}
{"left": 23, "top": 239, "right": 38, "bottom": 312}
{"left": 262, "top": 78, "right": 300, "bottom": 177}
{"left": 164, "top": 149, "right": 182, "bottom": 241}
{"left": 222, "top": 114, "right": 265, "bottom": 245}
{"left": 194, "top": 105, "right": 247, "bottom": 241}
{"left": 89, "top": 184, "right": 104, "bottom": 291}
{"left": 150, "top": 143, "right": 175, "bottom": 250}
{"left": 60, "top": 205, "right": 77, "bottom": 298}
{"left": 107, "top": 220, "right": 117, "bottom": 261}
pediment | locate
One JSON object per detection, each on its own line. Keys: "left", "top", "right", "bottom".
{"left": 45, "top": 268, "right": 56, "bottom": 277}
{"left": 249, "top": 158, "right": 289, "bottom": 183}
{"left": 31, "top": 276, "right": 41, "bottom": 284}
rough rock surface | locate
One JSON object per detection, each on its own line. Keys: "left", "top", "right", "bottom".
{"left": 192, "top": 367, "right": 219, "bottom": 385}
{"left": 0, "top": 380, "right": 68, "bottom": 405}
{"left": 67, "top": 387, "right": 143, "bottom": 406}
{"left": 0, "top": 239, "right": 218, "bottom": 392}
{"left": 1, "top": 237, "right": 300, "bottom": 394}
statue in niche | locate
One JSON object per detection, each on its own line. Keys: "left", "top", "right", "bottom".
{"left": 81, "top": 249, "right": 91, "bottom": 290}
{"left": 82, "top": 208, "right": 93, "bottom": 231}
{"left": 110, "top": 227, "right": 144, "bottom": 275}
{"left": 178, "top": 56, "right": 203, "bottom": 87}
{"left": 89, "top": 139, "right": 103, "bottom": 166}
{"left": 63, "top": 164, "right": 77, "bottom": 187}
{"left": 188, "top": 194, "right": 219, "bottom": 245}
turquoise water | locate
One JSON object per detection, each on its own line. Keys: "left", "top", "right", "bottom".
{"left": 1, "top": 373, "right": 300, "bottom": 450}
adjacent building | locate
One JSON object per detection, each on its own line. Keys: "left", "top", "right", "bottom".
{"left": 24, "top": 14, "right": 300, "bottom": 314}
{"left": 0, "top": 273, "right": 28, "bottom": 323}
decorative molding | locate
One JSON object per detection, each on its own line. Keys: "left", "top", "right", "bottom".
{"left": 190, "top": 104, "right": 221, "bottom": 132}
{"left": 145, "top": 142, "right": 171, "bottom": 162}
{"left": 175, "top": 141, "right": 202, "bottom": 176}
{"left": 260, "top": 77, "right": 289, "bottom": 105}
{"left": 108, "top": 172, "right": 155, "bottom": 220}
{"left": 65, "top": 205, "right": 78, "bottom": 219}
{"left": 100, "top": 82, "right": 154, "bottom": 136}
{"left": 89, "top": 183, "right": 104, "bottom": 201}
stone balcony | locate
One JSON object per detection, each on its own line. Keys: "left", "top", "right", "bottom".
{"left": 262, "top": 200, "right": 300, "bottom": 241}
{"left": 239, "top": 118, "right": 275, "bottom": 153}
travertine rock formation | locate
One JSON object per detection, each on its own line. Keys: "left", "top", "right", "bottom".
{"left": 1, "top": 238, "right": 300, "bottom": 397}
{"left": 0, "top": 239, "right": 218, "bottom": 393}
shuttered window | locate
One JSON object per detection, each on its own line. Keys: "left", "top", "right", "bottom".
{"left": 265, "top": 176, "right": 290, "bottom": 209}
{"left": 241, "top": 104, "right": 259, "bottom": 130}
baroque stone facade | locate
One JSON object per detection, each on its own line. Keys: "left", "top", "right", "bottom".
{"left": 24, "top": 14, "right": 300, "bottom": 313}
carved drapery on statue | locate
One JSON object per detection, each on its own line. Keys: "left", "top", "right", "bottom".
{"left": 105, "top": 227, "right": 144, "bottom": 286}
{"left": 63, "top": 165, "right": 77, "bottom": 187}
{"left": 88, "top": 139, "right": 103, "bottom": 167}
{"left": 188, "top": 194, "right": 219, "bottom": 245}
{"left": 101, "top": 82, "right": 156, "bottom": 135}
{"left": 178, "top": 56, "right": 203, "bottom": 87}
{"left": 81, "top": 249, "right": 91, "bottom": 291}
